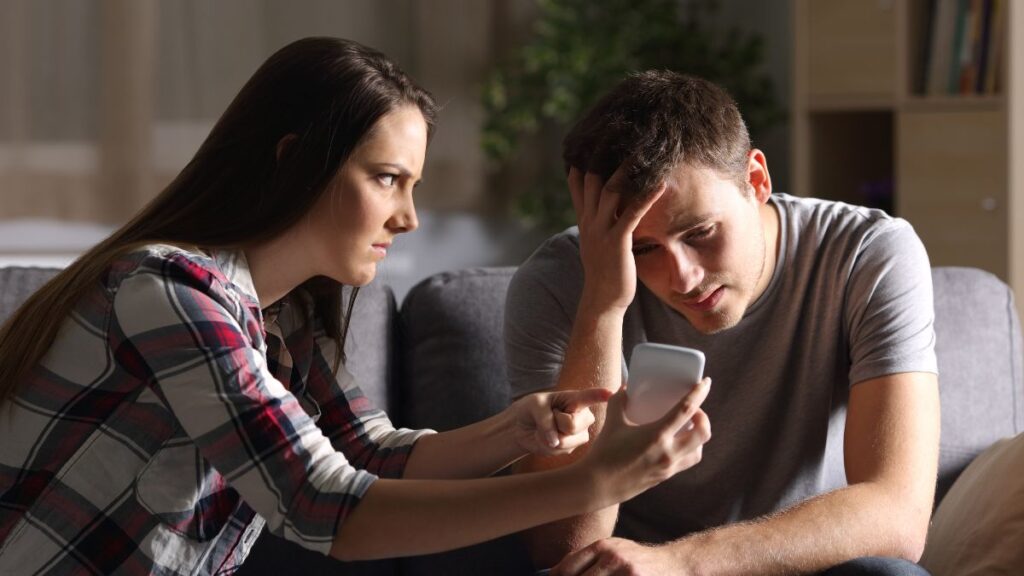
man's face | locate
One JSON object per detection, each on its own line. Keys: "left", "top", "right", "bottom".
{"left": 631, "top": 160, "right": 770, "bottom": 334}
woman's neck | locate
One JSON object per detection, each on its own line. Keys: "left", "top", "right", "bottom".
{"left": 245, "top": 230, "right": 315, "bottom": 307}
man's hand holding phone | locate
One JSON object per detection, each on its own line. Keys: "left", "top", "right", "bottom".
{"left": 582, "top": 348, "right": 712, "bottom": 502}
{"left": 626, "top": 343, "right": 709, "bottom": 428}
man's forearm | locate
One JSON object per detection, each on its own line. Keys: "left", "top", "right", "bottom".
{"left": 516, "top": 301, "right": 627, "bottom": 567}
{"left": 669, "top": 482, "right": 931, "bottom": 575}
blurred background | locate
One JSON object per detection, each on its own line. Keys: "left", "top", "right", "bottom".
{"left": 0, "top": 0, "right": 1019, "bottom": 309}
{"left": 0, "top": 0, "right": 789, "bottom": 298}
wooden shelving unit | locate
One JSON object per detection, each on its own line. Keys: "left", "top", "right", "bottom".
{"left": 793, "top": 0, "right": 1024, "bottom": 319}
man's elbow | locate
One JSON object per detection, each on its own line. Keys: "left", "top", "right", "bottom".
{"left": 893, "top": 519, "right": 929, "bottom": 563}
{"left": 883, "top": 502, "right": 931, "bottom": 562}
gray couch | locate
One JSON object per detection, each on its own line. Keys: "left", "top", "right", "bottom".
{"left": 1, "top": 265, "right": 1020, "bottom": 575}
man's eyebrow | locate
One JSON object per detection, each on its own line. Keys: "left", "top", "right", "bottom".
{"left": 668, "top": 214, "right": 716, "bottom": 234}
{"left": 633, "top": 214, "right": 717, "bottom": 243}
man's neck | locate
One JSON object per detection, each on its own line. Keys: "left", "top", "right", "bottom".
{"left": 753, "top": 199, "right": 781, "bottom": 301}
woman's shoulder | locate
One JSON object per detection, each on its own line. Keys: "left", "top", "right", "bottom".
{"left": 108, "top": 243, "right": 220, "bottom": 285}
{"left": 106, "top": 244, "right": 254, "bottom": 311}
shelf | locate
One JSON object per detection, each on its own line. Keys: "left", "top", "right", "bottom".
{"left": 794, "top": 0, "right": 1022, "bottom": 321}
{"left": 901, "top": 94, "right": 1004, "bottom": 112}
{"left": 806, "top": 94, "right": 896, "bottom": 113}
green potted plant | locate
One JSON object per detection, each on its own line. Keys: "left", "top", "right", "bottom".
{"left": 482, "top": 0, "right": 784, "bottom": 232}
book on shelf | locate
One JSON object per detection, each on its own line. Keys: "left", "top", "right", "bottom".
{"left": 922, "top": 0, "right": 1003, "bottom": 96}
{"left": 926, "top": 0, "right": 958, "bottom": 95}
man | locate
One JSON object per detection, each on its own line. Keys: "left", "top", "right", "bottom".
{"left": 505, "top": 71, "right": 939, "bottom": 575}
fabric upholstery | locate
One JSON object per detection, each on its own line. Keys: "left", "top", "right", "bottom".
{"left": 396, "top": 267, "right": 531, "bottom": 576}
{"left": 396, "top": 267, "right": 518, "bottom": 431}
{"left": 0, "top": 266, "right": 59, "bottom": 324}
{"left": 343, "top": 283, "right": 399, "bottom": 415}
{"left": 931, "top": 267, "right": 1024, "bottom": 501}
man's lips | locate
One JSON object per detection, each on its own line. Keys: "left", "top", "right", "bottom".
{"left": 681, "top": 286, "right": 724, "bottom": 311}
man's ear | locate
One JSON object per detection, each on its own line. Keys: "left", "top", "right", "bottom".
{"left": 275, "top": 134, "right": 298, "bottom": 163}
{"left": 746, "top": 149, "right": 772, "bottom": 203}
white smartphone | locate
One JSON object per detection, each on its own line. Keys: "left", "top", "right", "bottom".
{"left": 625, "top": 342, "right": 705, "bottom": 425}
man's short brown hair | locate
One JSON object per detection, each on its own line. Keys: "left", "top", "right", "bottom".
{"left": 563, "top": 71, "right": 751, "bottom": 198}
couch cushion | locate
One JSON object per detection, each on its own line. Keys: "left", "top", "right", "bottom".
{"left": 0, "top": 266, "right": 60, "bottom": 323}
{"left": 396, "top": 267, "right": 532, "bottom": 576}
{"left": 397, "top": 267, "right": 518, "bottom": 431}
{"left": 342, "top": 282, "right": 398, "bottom": 415}
{"left": 932, "top": 267, "right": 1024, "bottom": 502}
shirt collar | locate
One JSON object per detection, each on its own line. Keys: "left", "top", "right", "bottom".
{"left": 210, "top": 248, "right": 260, "bottom": 306}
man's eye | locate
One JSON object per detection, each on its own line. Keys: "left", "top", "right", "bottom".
{"left": 687, "top": 226, "right": 714, "bottom": 241}
{"left": 632, "top": 244, "right": 657, "bottom": 256}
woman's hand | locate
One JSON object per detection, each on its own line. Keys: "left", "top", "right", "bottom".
{"left": 569, "top": 166, "right": 665, "bottom": 313}
{"left": 511, "top": 388, "right": 613, "bottom": 457}
{"left": 579, "top": 377, "right": 712, "bottom": 504}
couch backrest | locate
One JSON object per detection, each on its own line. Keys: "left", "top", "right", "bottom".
{"left": 931, "top": 267, "right": 1024, "bottom": 500}
{"left": 341, "top": 283, "right": 397, "bottom": 416}
{"left": 395, "top": 267, "right": 517, "bottom": 431}
{"left": 395, "top": 266, "right": 1024, "bottom": 506}
{"left": 0, "top": 266, "right": 60, "bottom": 324}
{"left": 392, "top": 266, "right": 530, "bottom": 575}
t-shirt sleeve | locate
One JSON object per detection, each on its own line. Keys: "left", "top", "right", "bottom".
{"left": 504, "top": 232, "right": 584, "bottom": 399}
{"left": 845, "top": 219, "right": 938, "bottom": 385}
{"left": 111, "top": 255, "right": 374, "bottom": 554}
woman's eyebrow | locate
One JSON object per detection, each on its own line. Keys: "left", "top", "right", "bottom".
{"left": 370, "top": 162, "right": 413, "bottom": 177}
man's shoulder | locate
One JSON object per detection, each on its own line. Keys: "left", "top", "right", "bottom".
{"left": 513, "top": 227, "right": 582, "bottom": 281}
{"left": 775, "top": 193, "right": 916, "bottom": 248}
{"left": 507, "top": 227, "right": 585, "bottom": 316}
{"left": 530, "top": 226, "right": 581, "bottom": 258}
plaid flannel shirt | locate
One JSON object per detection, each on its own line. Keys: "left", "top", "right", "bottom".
{"left": 0, "top": 245, "right": 431, "bottom": 575}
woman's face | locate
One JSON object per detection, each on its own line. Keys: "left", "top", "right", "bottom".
{"left": 306, "top": 105, "right": 427, "bottom": 286}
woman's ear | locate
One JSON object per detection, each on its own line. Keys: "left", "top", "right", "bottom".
{"left": 275, "top": 134, "right": 299, "bottom": 163}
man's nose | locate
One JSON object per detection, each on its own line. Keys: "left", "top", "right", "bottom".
{"left": 668, "top": 247, "right": 703, "bottom": 295}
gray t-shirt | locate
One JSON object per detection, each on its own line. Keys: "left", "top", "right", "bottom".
{"left": 505, "top": 193, "right": 937, "bottom": 543}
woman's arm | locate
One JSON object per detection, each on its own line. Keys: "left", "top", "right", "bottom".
{"left": 402, "top": 387, "right": 608, "bottom": 479}
{"left": 333, "top": 462, "right": 599, "bottom": 560}
{"left": 332, "top": 384, "right": 711, "bottom": 561}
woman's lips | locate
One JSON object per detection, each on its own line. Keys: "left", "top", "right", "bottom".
{"left": 682, "top": 286, "right": 724, "bottom": 312}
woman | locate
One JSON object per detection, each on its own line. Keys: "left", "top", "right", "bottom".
{"left": 0, "top": 37, "right": 711, "bottom": 574}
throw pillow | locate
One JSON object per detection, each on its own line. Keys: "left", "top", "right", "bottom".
{"left": 919, "top": 432, "right": 1024, "bottom": 574}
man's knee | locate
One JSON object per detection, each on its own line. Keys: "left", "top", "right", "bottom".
{"left": 820, "top": 557, "right": 931, "bottom": 576}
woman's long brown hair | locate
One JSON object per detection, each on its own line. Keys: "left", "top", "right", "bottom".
{"left": 0, "top": 37, "right": 437, "bottom": 404}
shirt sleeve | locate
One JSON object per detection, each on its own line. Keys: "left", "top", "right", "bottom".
{"left": 844, "top": 218, "right": 939, "bottom": 385}
{"left": 504, "top": 231, "right": 584, "bottom": 400}
{"left": 305, "top": 325, "right": 433, "bottom": 479}
{"left": 111, "top": 254, "right": 373, "bottom": 554}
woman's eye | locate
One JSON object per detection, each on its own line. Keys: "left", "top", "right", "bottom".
{"left": 377, "top": 173, "right": 398, "bottom": 187}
